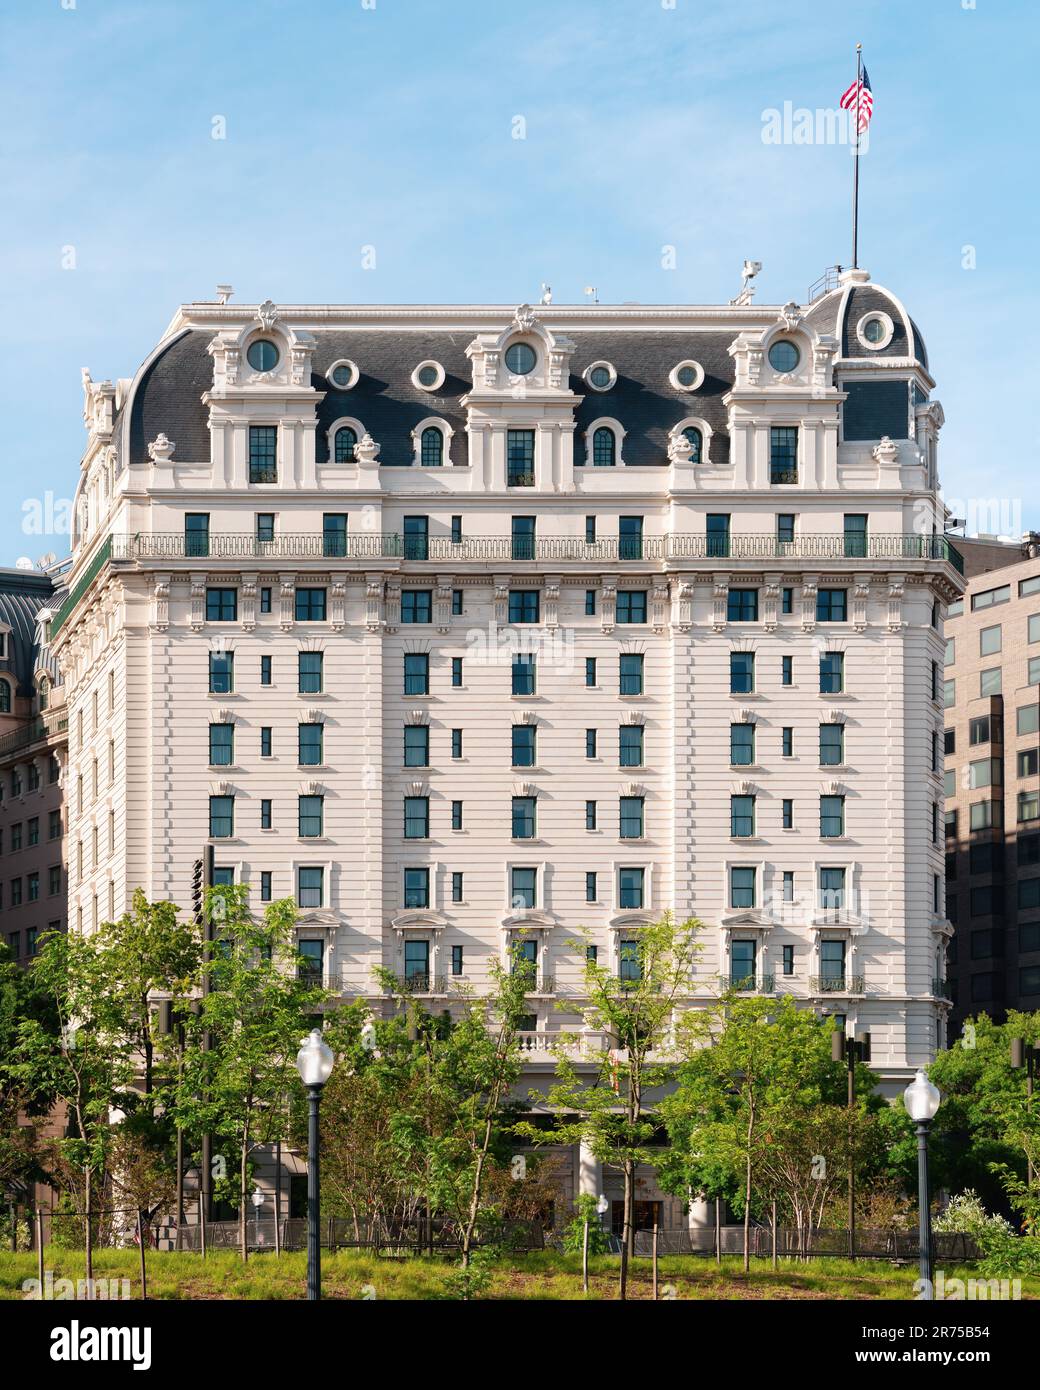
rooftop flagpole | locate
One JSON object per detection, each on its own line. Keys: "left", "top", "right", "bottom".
{"left": 851, "top": 42, "right": 863, "bottom": 269}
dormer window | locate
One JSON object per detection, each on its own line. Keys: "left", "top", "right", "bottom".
{"left": 412, "top": 361, "right": 445, "bottom": 391}
{"left": 768, "top": 340, "right": 800, "bottom": 372}
{"left": 327, "top": 359, "right": 359, "bottom": 390}
{"left": 670, "top": 360, "right": 705, "bottom": 392}
{"left": 504, "top": 342, "right": 536, "bottom": 376}
{"left": 38, "top": 677, "right": 49, "bottom": 712}
{"left": 584, "top": 361, "right": 617, "bottom": 392}
{"left": 246, "top": 339, "right": 280, "bottom": 372}
{"left": 0, "top": 679, "right": 10, "bottom": 714}
{"left": 593, "top": 426, "right": 616, "bottom": 467}
{"left": 334, "top": 425, "right": 358, "bottom": 463}
{"left": 683, "top": 426, "right": 703, "bottom": 464}
{"left": 420, "top": 426, "right": 443, "bottom": 467}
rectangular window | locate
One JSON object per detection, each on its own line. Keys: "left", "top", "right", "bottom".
{"left": 782, "top": 587, "right": 794, "bottom": 615}
{"left": 980, "top": 667, "right": 1002, "bottom": 697}
{"left": 619, "top": 939, "right": 641, "bottom": 983}
{"left": 820, "top": 723, "right": 844, "bottom": 766}
{"left": 260, "top": 726, "right": 272, "bottom": 758}
{"left": 816, "top": 589, "right": 848, "bottom": 622}
{"left": 1031, "top": 657, "right": 1040, "bottom": 687}
{"left": 730, "top": 723, "right": 755, "bottom": 766}
{"left": 451, "top": 800, "right": 463, "bottom": 831}
{"left": 585, "top": 516, "right": 597, "bottom": 544}
{"left": 618, "top": 867, "right": 645, "bottom": 910}
{"left": 945, "top": 727, "right": 956, "bottom": 755}
{"left": 727, "top": 588, "right": 759, "bottom": 623}
{"left": 585, "top": 590, "right": 597, "bottom": 617}
{"left": 585, "top": 729, "right": 597, "bottom": 759}
{"left": 730, "top": 867, "right": 755, "bottom": 909}
{"left": 295, "top": 588, "right": 327, "bottom": 622}
{"left": 322, "top": 513, "right": 348, "bottom": 558}
{"left": 843, "top": 514, "right": 868, "bottom": 558}
{"left": 619, "top": 725, "right": 644, "bottom": 767}
{"left": 404, "top": 797, "right": 429, "bottom": 839}
{"left": 820, "top": 795, "right": 845, "bottom": 838}
{"left": 819, "top": 937, "right": 846, "bottom": 985}
{"left": 511, "top": 725, "right": 536, "bottom": 767}
{"left": 585, "top": 800, "right": 598, "bottom": 830}
{"left": 507, "top": 429, "right": 536, "bottom": 486}
{"left": 944, "top": 637, "right": 956, "bottom": 667}
{"left": 619, "top": 516, "right": 644, "bottom": 561}
{"left": 402, "top": 590, "right": 433, "bottom": 624}
{"left": 819, "top": 867, "right": 846, "bottom": 912}
{"left": 512, "top": 654, "right": 536, "bottom": 695}
{"left": 819, "top": 652, "right": 843, "bottom": 694}
{"left": 730, "top": 652, "right": 755, "bottom": 694}
{"left": 185, "top": 513, "right": 210, "bottom": 558}
{"left": 403, "top": 515, "right": 429, "bottom": 561}
{"left": 511, "top": 867, "right": 537, "bottom": 909}
{"left": 260, "top": 871, "right": 272, "bottom": 902}
{"left": 969, "top": 715, "right": 990, "bottom": 746}
{"left": 769, "top": 426, "right": 798, "bottom": 484}
{"left": 404, "top": 868, "right": 429, "bottom": 908}
{"left": 1019, "top": 791, "right": 1040, "bottom": 824}
{"left": 782, "top": 798, "right": 794, "bottom": 830}
{"left": 49, "top": 810, "right": 61, "bottom": 839}
{"left": 511, "top": 516, "right": 536, "bottom": 561}
{"left": 620, "top": 653, "right": 644, "bottom": 695}
{"left": 404, "top": 939, "right": 429, "bottom": 986}
{"left": 452, "top": 589, "right": 463, "bottom": 616}
{"left": 706, "top": 514, "right": 730, "bottom": 558}
{"left": 404, "top": 652, "right": 429, "bottom": 695}
{"left": 782, "top": 655, "right": 793, "bottom": 685}
{"left": 209, "top": 795, "right": 234, "bottom": 838}
{"left": 452, "top": 657, "right": 463, "bottom": 688}
{"left": 404, "top": 724, "right": 429, "bottom": 767}
{"left": 298, "top": 795, "right": 323, "bottom": 838}
{"left": 298, "top": 723, "right": 324, "bottom": 766}
{"left": 451, "top": 942, "right": 464, "bottom": 974}
{"left": 451, "top": 728, "right": 463, "bottom": 760}
{"left": 620, "top": 796, "right": 644, "bottom": 839}
{"left": 248, "top": 425, "right": 277, "bottom": 483}
{"left": 944, "top": 678, "right": 956, "bottom": 709}
{"left": 298, "top": 651, "right": 323, "bottom": 693}
{"left": 980, "top": 624, "right": 1002, "bottom": 656}
{"left": 585, "top": 872, "right": 597, "bottom": 903}
{"left": 509, "top": 590, "right": 540, "bottom": 624}
{"left": 209, "top": 651, "right": 233, "bottom": 694}
{"left": 971, "top": 584, "right": 1011, "bottom": 611}
{"left": 260, "top": 799, "right": 272, "bottom": 830}
{"left": 777, "top": 513, "right": 796, "bottom": 546}
{"left": 256, "top": 512, "right": 275, "bottom": 544}
{"left": 730, "top": 939, "right": 756, "bottom": 989}
{"left": 968, "top": 757, "right": 999, "bottom": 790}
{"left": 260, "top": 586, "right": 272, "bottom": 613}
{"left": 297, "top": 867, "right": 324, "bottom": 909}
{"left": 1019, "top": 748, "right": 1039, "bottom": 779}
{"left": 512, "top": 797, "right": 537, "bottom": 839}
{"left": 585, "top": 657, "right": 597, "bottom": 687}
{"left": 1029, "top": 613, "right": 1040, "bottom": 644}
{"left": 782, "top": 727, "right": 793, "bottom": 758}
{"left": 782, "top": 943, "right": 795, "bottom": 975}
{"left": 451, "top": 515, "right": 463, "bottom": 545}
{"left": 782, "top": 871, "right": 795, "bottom": 904}
{"left": 209, "top": 724, "right": 234, "bottom": 766}
{"left": 451, "top": 874, "right": 464, "bottom": 905}
{"left": 731, "top": 795, "right": 755, "bottom": 838}
{"left": 616, "top": 591, "right": 647, "bottom": 624}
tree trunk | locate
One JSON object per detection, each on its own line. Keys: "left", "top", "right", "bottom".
{"left": 84, "top": 1164, "right": 94, "bottom": 1298}
{"left": 239, "top": 1141, "right": 248, "bottom": 1263}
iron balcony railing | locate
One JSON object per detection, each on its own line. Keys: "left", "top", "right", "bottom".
{"left": 932, "top": 977, "right": 953, "bottom": 1000}
{"left": 809, "top": 975, "right": 866, "bottom": 994}
{"left": 109, "top": 532, "right": 966, "bottom": 569}
{"left": 0, "top": 712, "right": 68, "bottom": 759}
{"left": 390, "top": 973, "right": 448, "bottom": 995}
{"left": 727, "top": 973, "right": 776, "bottom": 994}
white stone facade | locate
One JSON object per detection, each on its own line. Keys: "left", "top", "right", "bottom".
{"left": 54, "top": 276, "right": 962, "bottom": 1106}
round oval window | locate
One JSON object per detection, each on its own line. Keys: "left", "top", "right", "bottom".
{"left": 331, "top": 363, "right": 354, "bottom": 387}
{"left": 505, "top": 342, "right": 536, "bottom": 375}
{"left": 676, "top": 364, "right": 699, "bottom": 388}
{"left": 588, "top": 365, "right": 612, "bottom": 388}
{"left": 417, "top": 363, "right": 440, "bottom": 387}
{"left": 767, "top": 340, "right": 800, "bottom": 373}
{"left": 863, "top": 317, "right": 885, "bottom": 344}
{"left": 247, "top": 339, "right": 280, "bottom": 372}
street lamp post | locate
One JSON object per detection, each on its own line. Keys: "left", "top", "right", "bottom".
{"left": 903, "top": 1069, "right": 942, "bottom": 1296}
{"left": 295, "top": 1028, "right": 335, "bottom": 1301}
{"left": 832, "top": 1027, "right": 871, "bottom": 1259}
{"left": 1010, "top": 1038, "right": 1037, "bottom": 1185}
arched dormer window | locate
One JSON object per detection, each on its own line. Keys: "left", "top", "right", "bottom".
{"left": 334, "top": 425, "right": 357, "bottom": 463}
{"left": 593, "top": 426, "right": 616, "bottom": 467}
{"left": 0, "top": 679, "right": 11, "bottom": 714}
{"left": 683, "top": 426, "right": 703, "bottom": 464}
{"left": 420, "top": 426, "right": 443, "bottom": 467}
{"left": 37, "top": 676, "right": 49, "bottom": 712}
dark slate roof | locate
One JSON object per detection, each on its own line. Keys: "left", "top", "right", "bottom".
{"left": 841, "top": 284, "right": 910, "bottom": 359}
{"left": 128, "top": 330, "right": 213, "bottom": 466}
{"left": 0, "top": 571, "right": 58, "bottom": 696}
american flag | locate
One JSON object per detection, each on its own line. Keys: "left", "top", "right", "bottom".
{"left": 840, "top": 66, "right": 873, "bottom": 133}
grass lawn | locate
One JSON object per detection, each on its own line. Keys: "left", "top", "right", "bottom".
{"left": 2, "top": 1248, "right": 1032, "bottom": 1300}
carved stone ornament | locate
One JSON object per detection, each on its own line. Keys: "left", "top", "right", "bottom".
{"left": 872, "top": 436, "right": 900, "bottom": 467}
{"left": 512, "top": 303, "right": 536, "bottom": 333}
{"left": 256, "top": 299, "right": 278, "bottom": 331}
{"left": 147, "top": 433, "right": 175, "bottom": 464}
{"left": 778, "top": 301, "right": 803, "bottom": 331}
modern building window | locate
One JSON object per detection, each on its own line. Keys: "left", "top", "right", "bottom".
{"left": 248, "top": 425, "right": 277, "bottom": 483}
{"left": 404, "top": 797, "right": 429, "bottom": 839}
{"left": 816, "top": 589, "right": 848, "bottom": 622}
{"left": 730, "top": 723, "right": 755, "bottom": 766}
{"left": 619, "top": 725, "right": 644, "bottom": 767}
{"left": 404, "top": 652, "right": 429, "bottom": 695}
{"left": 730, "top": 652, "right": 755, "bottom": 694}
{"left": 206, "top": 588, "right": 237, "bottom": 622}
{"left": 185, "top": 513, "right": 210, "bottom": 557}
{"left": 819, "top": 723, "right": 844, "bottom": 766}
{"left": 943, "top": 678, "right": 956, "bottom": 709}
{"left": 1019, "top": 791, "right": 1040, "bottom": 824}
{"left": 620, "top": 796, "right": 644, "bottom": 839}
{"left": 980, "top": 668, "right": 1002, "bottom": 696}
{"left": 512, "top": 654, "right": 536, "bottom": 695}
{"left": 619, "top": 653, "right": 644, "bottom": 695}
{"left": 297, "top": 867, "right": 324, "bottom": 909}
{"left": 295, "top": 588, "right": 327, "bottom": 622}
{"left": 512, "top": 725, "right": 536, "bottom": 767}
{"left": 820, "top": 795, "right": 845, "bottom": 838}
{"left": 618, "top": 867, "right": 645, "bottom": 909}
{"left": 944, "top": 637, "right": 956, "bottom": 667}
{"left": 616, "top": 591, "right": 647, "bottom": 624}
{"left": 980, "top": 624, "right": 1002, "bottom": 656}
{"left": 769, "top": 426, "right": 798, "bottom": 484}
{"left": 730, "top": 867, "right": 755, "bottom": 909}
{"left": 971, "top": 584, "right": 1010, "bottom": 611}
{"left": 512, "top": 797, "right": 536, "bottom": 839}
{"left": 731, "top": 795, "right": 755, "bottom": 838}
{"left": 969, "top": 715, "right": 990, "bottom": 746}
{"left": 1029, "top": 614, "right": 1040, "bottom": 644}
{"left": 507, "top": 429, "right": 535, "bottom": 486}
{"left": 209, "top": 796, "right": 234, "bottom": 838}
{"left": 1018, "top": 748, "right": 1039, "bottom": 779}
{"left": 298, "top": 723, "right": 324, "bottom": 766}
{"left": 819, "top": 652, "right": 844, "bottom": 694}
{"left": 209, "top": 724, "right": 234, "bottom": 766}
{"left": 209, "top": 652, "right": 233, "bottom": 694}
{"left": 404, "top": 725, "right": 430, "bottom": 767}
{"left": 298, "top": 795, "right": 324, "bottom": 838}
{"left": 968, "top": 757, "right": 999, "bottom": 790}
{"left": 404, "top": 868, "right": 429, "bottom": 908}
{"left": 509, "top": 590, "right": 540, "bottom": 624}
{"left": 402, "top": 590, "right": 433, "bottom": 624}
{"left": 727, "top": 588, "right": 759, "bottom": 623}
{"left": 706, "top": 514, "right": 730, "bottom": 558}
{"left": 298, "top": 651, "right": 323, "bottom": 693}
{"left": 1030, "top": 656, "right": 1040, "bottom": 686}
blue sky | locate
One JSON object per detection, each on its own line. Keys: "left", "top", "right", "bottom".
{"left": 0, "top": 0, "right": 1036, "bottom": 562}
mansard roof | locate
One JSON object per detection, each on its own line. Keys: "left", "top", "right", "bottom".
{"left": 802, "top": 279, "right": 930, "bottom": 372}
{"left": 0, "top": 570, "right": 58, "bottom": 696}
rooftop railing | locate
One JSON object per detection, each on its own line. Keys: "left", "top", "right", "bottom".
{"left": 0, "top": 712, "right": 68, "bottom": 759}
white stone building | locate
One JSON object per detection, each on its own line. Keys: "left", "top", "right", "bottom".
{"left": 52, "top": 273, "right": 961, "bottom": 1227}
